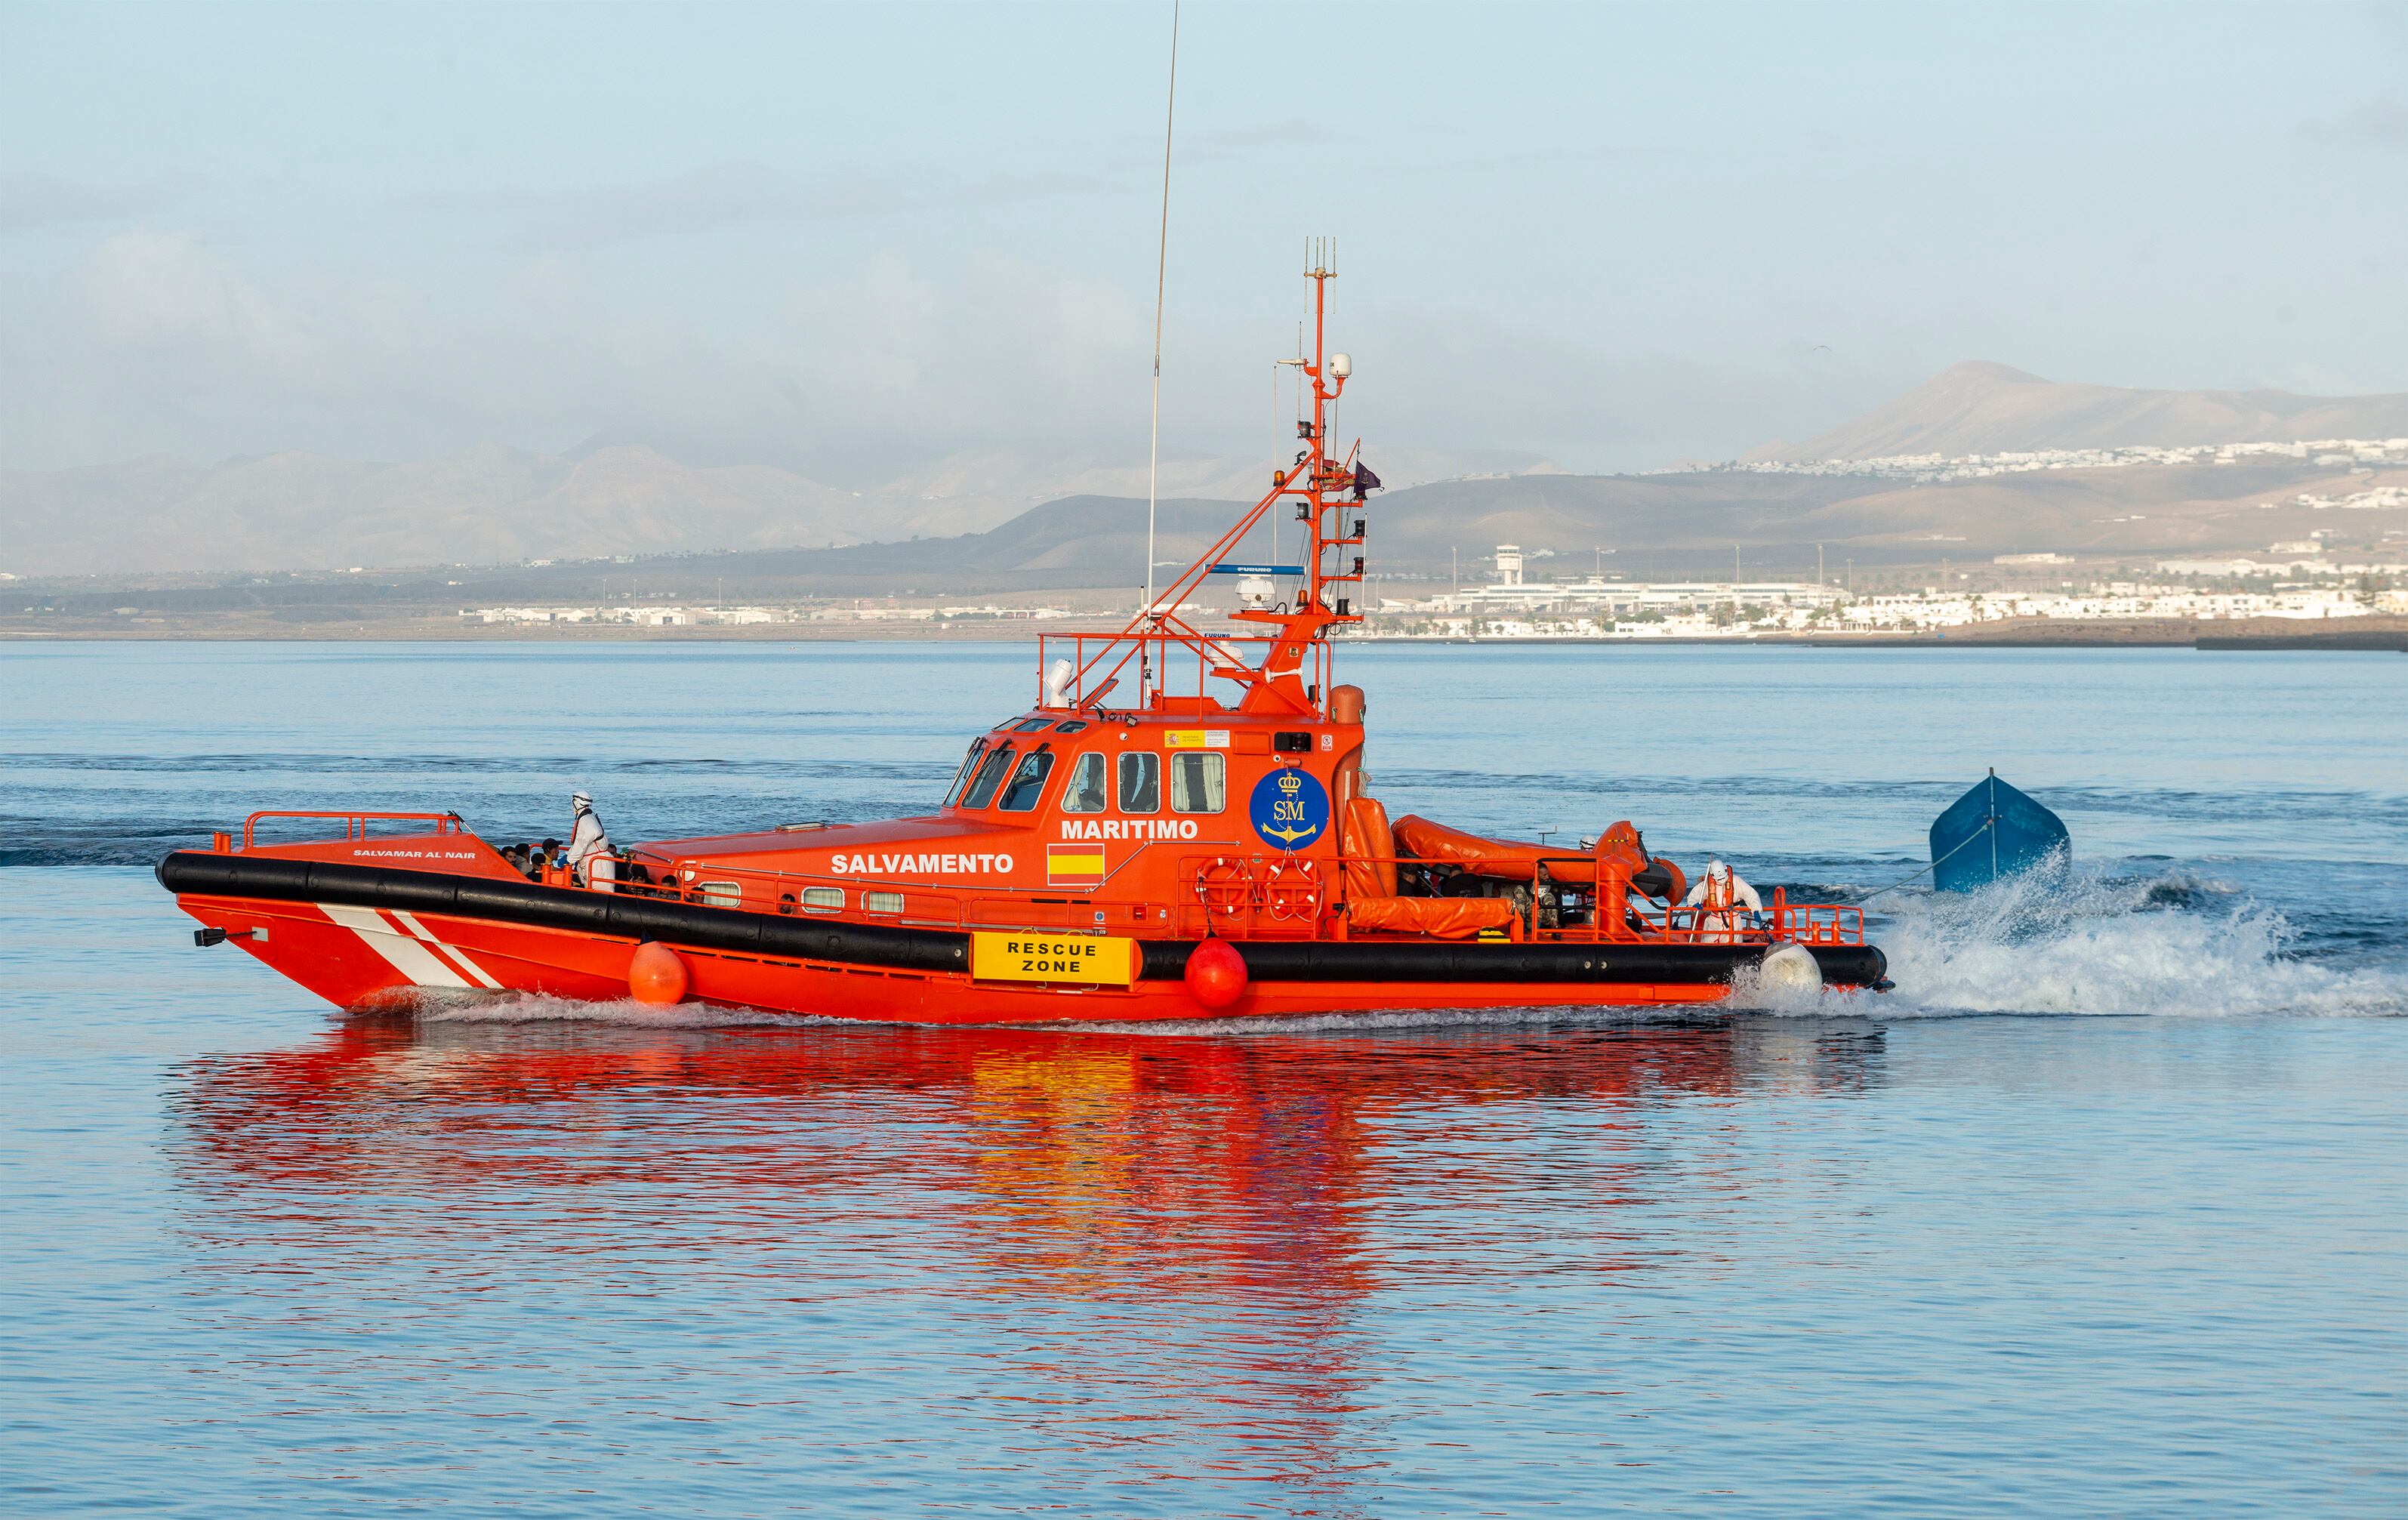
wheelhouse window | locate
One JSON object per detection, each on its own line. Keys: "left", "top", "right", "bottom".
{"left": 1170, "top": 753, "right": 1225, "bottom": 814}
{"left": 997, "top": 749, "right": 1055, "bottom": 812}
{"left": 959, "top": 744, "right": 1016, "bottom": 809}
{"left": 1011, "top": 717, "right": 1055, "bottom": 733}
{"left": 944, "top": 738, "right": 988, "bottom": 806}
{"left": 1061, "top": 752, "right": 1107, "bottom": 813}
{"left": 1118, "top": 752, "right": 1160, "bottom": 813}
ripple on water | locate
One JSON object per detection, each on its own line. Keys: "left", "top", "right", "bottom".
{"left": 3, "top": 645, "right": 2406, "bottom": 1514}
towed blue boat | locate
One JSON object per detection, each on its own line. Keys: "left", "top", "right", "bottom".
{"left": 1930, "top": 771, "right": 2069, "bottom": 892}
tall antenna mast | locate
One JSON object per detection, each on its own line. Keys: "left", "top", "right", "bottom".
{"left": 1142, "top": 0, "right": 1180, "bottom": 680}
{"left": 1067, "top": 243, "right": 1372, "bottom": 722}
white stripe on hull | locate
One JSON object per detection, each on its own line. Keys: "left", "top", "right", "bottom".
{"left": 319, "top": 903, "right": 499, "bottom": 990}
{"left": 390, "top": 909, "right": 502, "bottom": 987}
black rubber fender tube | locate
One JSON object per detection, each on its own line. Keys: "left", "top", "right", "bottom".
{"left": 157, "top": 852, "right": 967, "bottom": 975}
{"left": 1139, "top": 937, "right": 1885, "bottom": 988}
{"left": 159, "top": 852, "right": 1883, "bottom": 989}
{"left": 1809, "top": 943, "right": 1887, "bottom": 988}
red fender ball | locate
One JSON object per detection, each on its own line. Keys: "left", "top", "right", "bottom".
{"left": 1185, "top": 937, "right": 1249, "bottom": 1010}
{"left": 627, "top": 942, "right": 690, "bottom": 1006}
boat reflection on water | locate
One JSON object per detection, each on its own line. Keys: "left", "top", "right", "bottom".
{"left": 173, "top": 1017, "right": 1888, "bottom": 1259}
{"left": 166, "top": 1012, "right": 1885, "bottom": 1494}
{"left": 170, "top": 1012, "right": 1892, "bottom": 1298}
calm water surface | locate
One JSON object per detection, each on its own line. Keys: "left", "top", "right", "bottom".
{"left": 2, "top": 642, "right": 2404, "bottom": 1515}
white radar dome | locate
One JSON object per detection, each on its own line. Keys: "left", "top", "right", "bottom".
{"left": 1329, "top": 352, "right": 1352, "bottom": 378}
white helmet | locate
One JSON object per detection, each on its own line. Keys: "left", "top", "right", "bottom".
{"left": 1707, "top": 859, "right": 1731, "bottom": 882}
{"left": 572, "top": 791, "right": 593, "bottom": 809}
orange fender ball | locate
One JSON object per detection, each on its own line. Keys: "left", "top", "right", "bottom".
{"left": 1184, "top": 937, "right": 1249, "bottom": 1010}
{"left": 627, "top": 942, "right": 689, "bottom": 1006}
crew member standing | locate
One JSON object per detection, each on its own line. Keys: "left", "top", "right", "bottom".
{"left": 1680, "top": 859, "right": 1761, "bottom": 942}
{"left": 565, "top": 790, "right": 616, "bottom": 893}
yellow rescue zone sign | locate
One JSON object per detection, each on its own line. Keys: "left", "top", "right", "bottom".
{"left": 971, "top": 932, "right": 1139, "bottom": 985}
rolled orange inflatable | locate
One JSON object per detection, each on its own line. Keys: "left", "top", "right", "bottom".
{"left": 1392, "top": 814, "right": 1608, "bottom": 886}
{"left": 1346, "top": 896, "right": 1518, "bottom": 939}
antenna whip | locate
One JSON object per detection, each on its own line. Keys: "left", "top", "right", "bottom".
{"left": 1143, "top": 0, "right": 1179, "bottom": 645}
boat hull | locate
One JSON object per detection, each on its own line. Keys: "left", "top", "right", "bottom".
{"left": 162, "top": 851, "right": 1886, "bottom": 1022}
{"left": 1930, "top": 774, "right": 2070, "bottom": 893}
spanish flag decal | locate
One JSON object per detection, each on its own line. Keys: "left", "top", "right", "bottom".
{"left": 1046, "top": 843, "right": 1106, "bottom": 886}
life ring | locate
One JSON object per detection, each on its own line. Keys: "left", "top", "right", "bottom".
{"left": 1193, "top": 857, "right": 1250, "bottom": 920}
{"left": 1263, "top": 858, "right": 1320, "bottom": 920}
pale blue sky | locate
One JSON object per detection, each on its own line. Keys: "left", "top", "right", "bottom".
{"left": 2, "top": 0, "right": 2403, "bottom": 481}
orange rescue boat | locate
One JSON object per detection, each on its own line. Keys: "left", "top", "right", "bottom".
{"left": 159, "top": 262, "right": 1887, "bottom": 1022}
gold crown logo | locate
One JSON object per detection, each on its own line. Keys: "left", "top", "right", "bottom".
{"left": 1278, "top": 772, "right": 1303, "bottom": 795}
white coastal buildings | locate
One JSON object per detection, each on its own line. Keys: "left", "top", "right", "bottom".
{"left": 1688, "top": 437, "right": 2408, "bottom": 486}
{"left": 1360, "top": 543, "right": 2400, "bottom": 640}
{"left": 1424, "top": 544, "right": 1842, "bottom": 617}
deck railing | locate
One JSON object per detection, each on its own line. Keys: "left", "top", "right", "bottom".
{"left": 1034, "top": 630, "right": 1333, "bottom": 715}
{"left": 240, "top": 809, "right": 468, "bottom": 851}
{"left": 236, "top": 814, "right": 1865, "bottom": 952}
{"left": 1169, "top": 849, "right": 1866, "bottom": 947}
{"left": 603, "top": 852, "right": 1152, "bottom": 937}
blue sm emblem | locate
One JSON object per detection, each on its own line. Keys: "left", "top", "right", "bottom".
{"left": 1249, "top": 766, "right": 1330, "bottom": 852}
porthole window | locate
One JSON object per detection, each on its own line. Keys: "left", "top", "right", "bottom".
{"left": 959, "top": 745, "right": 1016, "bottom": 809}
{"left": 1118, "top": 751, "right": 1161, "bottom": 812}
{"left": 1062, "top": 752, "right": 1108, "bottom": 813}
{"left": 800, "top": 886, "right": 843, "bottom": 912}
{"left": 944, "top": 738, "right": 987, "bottom": 806}
{"left": 997, "top": 750, "right": 1056, "bottom": 812}
{"left": 864, "top": 891, "right": 905, "bottom": 914}
{"left": 1169, "top": 753, "right": 1226, "bottom": 814}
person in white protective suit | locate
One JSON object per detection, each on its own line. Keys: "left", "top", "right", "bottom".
{"left": 565, "top": 790, "right": 617, "bottom": 893}
{"left": 1679, "top": 858, "right": 1762, "bottom": 943}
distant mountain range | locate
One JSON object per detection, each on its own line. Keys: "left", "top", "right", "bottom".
{"left": 617, "top": 455, "right": 2393, "bottom": 596}
{"left": 1, "top": 444, "right": 864, "bottom": 578}
{"left": 6, "top": 361, "right": 2408, "bottom": 580}
{"left": 0, "top": 441, "right": 1558, "bottom": 577}
{"left": 1751, "top": 361, "right": 2408, "bottom": 463}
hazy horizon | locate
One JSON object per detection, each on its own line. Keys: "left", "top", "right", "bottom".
{"left": 5, "top": 0, "right": 2406, "bottom": 486}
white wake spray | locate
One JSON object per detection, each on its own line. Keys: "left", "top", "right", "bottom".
{"left": 409, "top": 988, "right": 830, "bottom": 1029}
{"left": 399, "top": 863, "right": 2406, "bottom": 1031}
{"left": 1740, "top": 865, "right": 2408, "bottom": 1019}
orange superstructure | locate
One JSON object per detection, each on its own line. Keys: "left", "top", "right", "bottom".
{"left": 159, "top": 261, "right": 1887, "bottom": 1021}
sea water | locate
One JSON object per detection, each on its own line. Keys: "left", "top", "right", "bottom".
{"left": 2, "top": 641, "right": 2403, "bottom": 1515}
